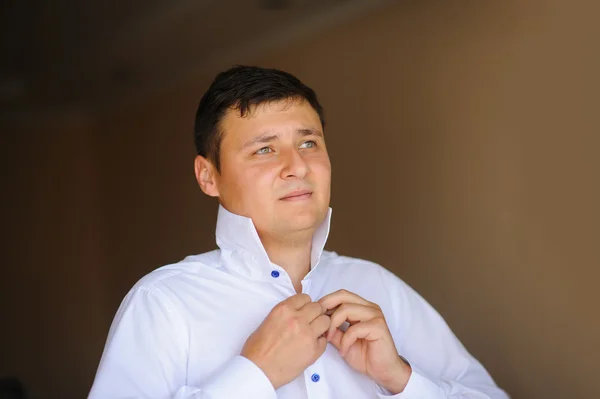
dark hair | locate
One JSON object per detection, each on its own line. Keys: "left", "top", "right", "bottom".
{"left": 194, "top": 65, "right": 325, "bottom": 172}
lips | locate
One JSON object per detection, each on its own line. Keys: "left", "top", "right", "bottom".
{"left": 280, "top": 189, "right": 313, "bottom": 200}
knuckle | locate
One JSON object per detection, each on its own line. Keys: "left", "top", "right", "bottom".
{"left": 299, "top": 293, "right": 311, "bottom": 302}
{"left": 272, "top": 303, "right": 288, "bottom": 316}
{"left": 287, "top": 315, "right": 302, "bottom": 330}
{"left": 318, "top": 301, "right": 327, "bottom": 312}
{"left": 336, "top": 304, "right": 351, "bottom": 317}
{"left": 318, "top": 314, "right": 330, "bottom": 329}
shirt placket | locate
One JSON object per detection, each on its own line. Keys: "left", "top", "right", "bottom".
{"left": 300, "top": 279, "right": 328, "bottom": 397}
{"left": 303, "top": 358, "right": 327, "bottom": 398}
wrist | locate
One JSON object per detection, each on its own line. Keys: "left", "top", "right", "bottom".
{"left": 379, "top": 356, "right": 412, "bottom": 395}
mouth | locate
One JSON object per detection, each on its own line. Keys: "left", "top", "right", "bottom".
{"left": 279, "top": 189, "right": 313, "bottom": 201}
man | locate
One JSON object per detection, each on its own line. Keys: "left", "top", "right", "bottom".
{"left": 89, "top": 66, "right": 509, "bottom": 398}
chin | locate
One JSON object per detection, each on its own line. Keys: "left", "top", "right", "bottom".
{"left": 283, "top": 207, "right": 326, "bottom": 231}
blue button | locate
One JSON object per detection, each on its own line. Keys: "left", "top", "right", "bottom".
{"left": 311, "top": 373, "right": 320, "bottom": 382}
{"left": 271, "top": 270, "right": 280, "bottom": 278}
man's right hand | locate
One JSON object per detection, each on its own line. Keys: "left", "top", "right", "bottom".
{"left": 241, "top": 293, "right": 331, "bottom": 389}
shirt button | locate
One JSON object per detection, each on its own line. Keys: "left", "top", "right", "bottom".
{"left": 311, "top": 373, "right": 320, "bottom": 382}
{"left": 271, "top": 270, "right": 280, "bottom": 278}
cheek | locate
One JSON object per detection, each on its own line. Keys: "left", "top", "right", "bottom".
{"left": 311, "top": 157, "right": 332, "bottom": 203}
{"left": 219, "top": 167, "right": 254, "bottom": 202}
{"left": 242, "top": 165, "right": 280, "bottom": 198}
{"left": 310, "top": 155, "right": 332, "bottom": 182}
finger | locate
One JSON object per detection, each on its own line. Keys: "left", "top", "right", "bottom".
{"left": 285, "top": 293, "right": 312, "bottom": 310}
{"left": 340, "top": 319, "right": 385, "bottom": 357}
{"left": 318, "top": 289, "right": 374, "bottom": 312}
{"left": 327, "top": 303, "right": 381, "bottom": 340}
{"left": 324, "top": 305, "right": 340, "bottom": 317}
{"left": 299, "top": 301, "right": 325, "bottom": 323}
{"left": 309, "top": 314, "right": 331, "bottom": 337}
{"left": 327, "top": 327, "right": 344, "bottom": 351}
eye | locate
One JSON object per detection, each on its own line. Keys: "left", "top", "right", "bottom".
{"left": 255, "top": 146, "right": 273, "bottom": 155}
{"left": 299, "top": 140, "right": 317, "bottom": 149}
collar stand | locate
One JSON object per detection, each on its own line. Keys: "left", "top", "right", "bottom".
{"left": 215, "top": 205, "right": 332, "bottom": 280}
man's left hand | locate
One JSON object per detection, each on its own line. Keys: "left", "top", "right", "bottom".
{"left": 318, "top": 289, "right": 411, "bottom": 394}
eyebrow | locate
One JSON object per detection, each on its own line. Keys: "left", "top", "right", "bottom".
{"left": 297, "top": 128, "right": 323, "bottom": 138}
{"left": 241, "top": 128, "right": 323, "bottom": 149}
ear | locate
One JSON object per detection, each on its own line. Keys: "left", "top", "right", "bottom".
{"left": 194, "top": 155, "right": 220, "bottom": 197}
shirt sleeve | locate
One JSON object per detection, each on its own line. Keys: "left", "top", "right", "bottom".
{"left": 374, "top": 268, "right": 510, "bottom": 399}
{"left": 88, "top": 285, "right": 276, "bottom": 399}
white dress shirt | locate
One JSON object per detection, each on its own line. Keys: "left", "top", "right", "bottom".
{"left": 89, "top": 206, "right": 508, "bottom": 398}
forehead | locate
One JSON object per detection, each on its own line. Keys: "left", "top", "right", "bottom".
{"left": 219, "top": 99, "right": 322, "bottom": 145}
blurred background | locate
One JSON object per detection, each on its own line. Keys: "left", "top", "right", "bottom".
{"left": 1, "top": 0, "right": 599, "bottom": 398}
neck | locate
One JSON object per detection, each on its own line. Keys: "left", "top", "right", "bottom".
{"left": 258, "top": 230, "right": 314, "bottom": 293}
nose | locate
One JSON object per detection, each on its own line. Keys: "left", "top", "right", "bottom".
{"left": 280, "top": 148, "right": 309, "bottom": 179}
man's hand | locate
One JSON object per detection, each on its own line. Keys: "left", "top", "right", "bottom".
{"left": 241, "top": 294, "right": 330, "bottom": 389}
{"left": 318, "top": 289, "right": 411, "bottom": 394}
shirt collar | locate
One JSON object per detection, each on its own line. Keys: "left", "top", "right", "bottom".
{"left": 215, "top": 204, "right": 332, "bottom": 280}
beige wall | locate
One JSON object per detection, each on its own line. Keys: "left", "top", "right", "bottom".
{"left": 1, "top": 115, "right": 111, "bottom": 399}
{"left": 2, "top": 1, "right": 599, "bottom": 398}
{"left": 255, "top": 1, "right": 600, "bottom": 398}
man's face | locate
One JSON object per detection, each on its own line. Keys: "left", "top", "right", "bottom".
{"left": 211, "top": 99, "right": 331, "bottom": 238}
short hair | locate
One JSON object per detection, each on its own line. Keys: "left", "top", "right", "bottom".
{"left": 194, "top": 65, "right": 325, "bottom": 172}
